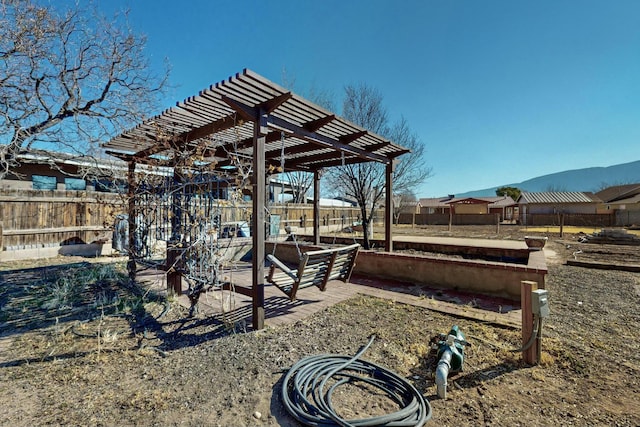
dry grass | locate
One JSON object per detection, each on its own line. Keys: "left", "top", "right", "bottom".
{"left": 2, "top": 234, "right": 640, "bottom": 426}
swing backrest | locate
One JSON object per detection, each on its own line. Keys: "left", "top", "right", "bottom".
{"left": 326, "top": 243, "right": 360, "bottom": 282}
{"left": 266, "top": 243, "right": 360, "bottom": 301}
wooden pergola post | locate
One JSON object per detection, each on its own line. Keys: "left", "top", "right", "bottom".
{"left": 385, "top": 161, "right": 394, "bottom": 252}
{"left": 126, "top": 161, "right": 137, "bottom": 281}
{"left": 166, "top": 168, "right": 183, "bottom": 296}
{"left": 252, "top": 110, "right": 267, "bottom": 330}
{"left": 313, "top": 170, "right": 321, "bottom": 245}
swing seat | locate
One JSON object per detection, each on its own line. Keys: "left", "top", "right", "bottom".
{"left": 266, "top": 243, "right": 360, "bottom": 301}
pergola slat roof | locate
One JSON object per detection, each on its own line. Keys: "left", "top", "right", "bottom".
{"left": 103, "top": 69, "right": 409, "bottom": 170}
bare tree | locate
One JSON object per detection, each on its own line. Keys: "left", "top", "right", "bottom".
{"left": 287, "top": 171, "right": 313, "bottom": 203}
{"left": 0, "top": 0, "right": 168, "bottom": 177}
{"left": 325, "top": 83, "right": 432, "bottom": 248}
{"left": 393, "top": 191, "right": 417, "bottom": 224}
{"left": 278, "top": 71, "right": 334, "bottom": 205}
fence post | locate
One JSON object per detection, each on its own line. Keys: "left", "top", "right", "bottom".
{"left": 521, "top": 280, "right": 539, "bottom": 365}
{"left": 560, "top": 213, "right": 564, "bottom": 237}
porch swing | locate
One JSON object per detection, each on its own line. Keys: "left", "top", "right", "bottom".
{"left": 264, "top": 133, "right": 360, "bottom": 301}
{"left": 266, "top": 243, "right": 360, "bottom": 301}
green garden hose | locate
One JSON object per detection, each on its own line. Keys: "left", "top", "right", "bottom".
{"left": 281, "top": 336, "right": 432, "bottom": 426}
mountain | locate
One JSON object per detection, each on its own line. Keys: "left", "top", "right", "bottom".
{"left": 457, "top": 160, "right": 640, "bottom": 198}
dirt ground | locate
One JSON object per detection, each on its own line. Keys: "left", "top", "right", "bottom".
{"left": 1, "top": 225, "right": 639, "bottom": 426}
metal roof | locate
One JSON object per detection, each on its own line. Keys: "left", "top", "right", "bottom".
{"left": 518, "top": 191, "right": 598, "bottom": 204}
{"left": 103, "top": 69, "right": 409, "bottom": 171}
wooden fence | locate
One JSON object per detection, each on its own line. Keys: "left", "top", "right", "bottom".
{"left": 396, "top": 213, "right": 499, "bottom": 226}
{"left": 0, "top": 190, "right": 124, "bottom": 251}
{"left": 2, "top": 189, "right": 630, "bottom": 253}
{"left": 0, "top": 191, "right": 378, "bottom": 252}
{"left": 396, "top": 212, "right": 618, "bottom": 228}
{"left": 520, "top": 213, "right": 615, "bottom": 228}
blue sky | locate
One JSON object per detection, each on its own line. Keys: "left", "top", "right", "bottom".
{"left": 96, "top": 0, "right": 640, "bottom": 197}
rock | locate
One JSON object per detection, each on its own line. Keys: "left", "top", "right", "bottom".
{"left": 253, "top": 411, "right": 262, "bottom": 420}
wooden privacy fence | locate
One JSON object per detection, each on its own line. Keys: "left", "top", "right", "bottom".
{"left": 397, "top": 212, "right": 618, "bottom": 228}
{"left": 0, "top": 190, "right": 379, "bottom": 252}
{"left": 266, "top": 204, "right": 378, "bottom": 230}
{"left": 520, "top": 213, "right": 614, "bottom": 228}
{"left": 615, "top": 210, "right": 640, "bottom": 227}
{"left": 0, "top": 190, "right": 124, "bottom": 251}
{"left": 397, "top": 213, "right": 499, "bottom": 226}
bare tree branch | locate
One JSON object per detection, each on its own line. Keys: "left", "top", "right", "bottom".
{"left": 0, "top": 0, "right": 169, "bottom": 177}
{"left": 285, "top": 171, "right": 314, "bottom": 203}
{"left": 325, "top": 84, "right": 432, "bottom": 249}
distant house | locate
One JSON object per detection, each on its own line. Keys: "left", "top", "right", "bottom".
{"left": 515, "top": 192, "right": 609, "bottom": 227}
{"left": 419, "top": 195, "right": 455, "bottom": 214}
{"left": 0, "top": 151, "right": 128, "bottom": 192}
{"left": 397, "top": 200, "right": 421, "bottom": 214}
{"left": 2, "top": 150, "right": 294, "bottom": 202}
{"left": 419, "top": 195, "right": 516, "bottom": 220}
{"left": 484, "top": 196, "right": 517, "bottom": 220}
{"left": 595, "top": 183, "right": 640, "bottom": 225}
{"left": 596, "top": 184, "right": 640, "bottom": 211}
{"left": 449, "top": 197, "right": 492, "bottom": 214}
{"left": 516, "top": 191, "right": 602, "bottom": 215}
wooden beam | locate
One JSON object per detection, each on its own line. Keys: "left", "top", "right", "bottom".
{"left": 129, "top": 112, "right": 242, "bottom": 161}
{"left": 339, "top": 130, "right": 367, "bottom": 144}
{"left": 178, "top": 113, "right": 242, "bottom": 143}
{"left": 221, "top": 92, "right": 291, "bottom": 124}
{"left": 209, "top": 131, "right": 281, "bottom": 159}
{"left": 284, "top": 151, "right": 344, "bottom": 169}
{"left": 361, "top": 140, "right": 391, "bottom": 152}
{"left": 385, "top": 161, "right": 395, "bottom": 252}
{"left": 311, "top": 155, "right": 370, "bottom": 169}
{"left": 131, "top": 139, "right": 174, "bottom": 160}
{"left": 303, "top": 115, "right": 336, "bottom": 132}
{"left": 221, "top": 95, "right": 257, "bottom": 123}
{"left": 252, "top": 110, "right": 267, "bottom": 330}
{"left": 264, "top": 141, "right": 325, "bottom": 160}
{"left": 105, "top": 150, "right": 134, "bottom": 162}
{"left": 266, "top": 116, "right": 390, "bottom": 164}
{"left": 313, "top": 170, "right": 321, "bottom": 245}
{"left": 261, "top": 92, "right": 293, "bottom": 114}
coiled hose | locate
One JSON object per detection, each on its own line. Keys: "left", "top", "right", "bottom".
{"left": 281, "top": 336, "right": 432, "bottom": 427}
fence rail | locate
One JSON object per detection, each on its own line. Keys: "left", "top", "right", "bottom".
{"left": 520, "top": 213, "right": 615, "bottom": 227}
{"left": 0, "top": 189, "right": 124, "bottom": 250}
{"left": 396, "top": 212, "right": 622, "bottom": 227}
{"left": 1, "top": 188, "right": 635, "bottom": 253}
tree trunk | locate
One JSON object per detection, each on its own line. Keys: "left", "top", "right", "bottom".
{"left": 359, "top": 202, "right": 373, "bottom": 250}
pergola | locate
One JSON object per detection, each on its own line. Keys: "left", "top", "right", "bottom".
{"left": 104, "top": 69, "right": 409, "bottom": 329}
